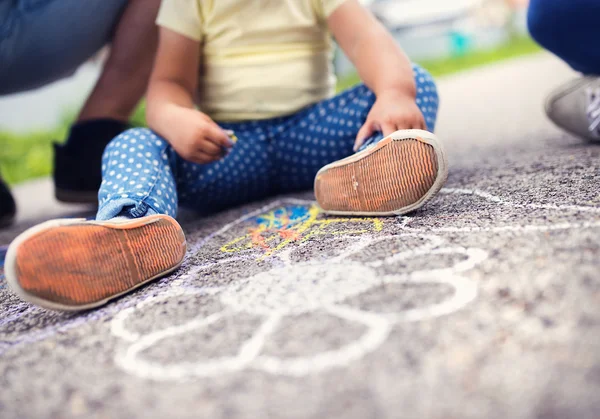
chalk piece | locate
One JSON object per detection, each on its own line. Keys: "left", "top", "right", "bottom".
{"left": 224, "top": 130, "right": 238, "bottom": 143}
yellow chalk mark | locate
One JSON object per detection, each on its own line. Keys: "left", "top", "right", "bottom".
{"left": 260, "top": 205, "right": 321, "bottom": 260}
{"left": 220, "top": 204, "right": 384, "bottom": 259}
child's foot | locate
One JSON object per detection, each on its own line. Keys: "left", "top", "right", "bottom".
{"left": 545, "top": 76, "right": 600, "bottom": 142}
{"left": 314, "top": 129, "right": 448, "bottom": 216}
{"left": 5, "top": 215, "right": 186, "bottom": 311}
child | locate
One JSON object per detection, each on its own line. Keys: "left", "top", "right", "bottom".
{"left": 6, "top": 0, "right": 447, "bottom": 311}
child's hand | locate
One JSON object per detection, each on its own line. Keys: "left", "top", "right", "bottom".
{"left": 354, "top": 92, "right": 427, "bottom": 152}
{"left": 168, "top": 107, "right": 234, "bottom": 164}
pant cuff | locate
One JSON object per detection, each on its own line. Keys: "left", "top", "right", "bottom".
{"left": 96, "top": 198, "right": 159, "bottom": 221}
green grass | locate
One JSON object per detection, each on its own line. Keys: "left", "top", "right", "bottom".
{"left": 336, "top": 35, "right": 541, "bottom": 91}
{"left": 0, "top": 35, "right": 541, "bottom": 186}
{"left": 0, "top": 124, "right": 68, "bottom": 185}
{"left": 0, "top": 104, "right": 147, "bottom": 185}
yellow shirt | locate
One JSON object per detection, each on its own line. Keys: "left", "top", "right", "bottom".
{"left": 156, "top": 0, "right": 347, "bottom": 122}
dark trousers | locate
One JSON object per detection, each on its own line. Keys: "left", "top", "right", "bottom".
{"left": 528, "top": 0, "right": 600, "bottom": 75}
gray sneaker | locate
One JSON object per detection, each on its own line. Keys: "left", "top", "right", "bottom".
{"left": 545, "top": 76, "right": 600, "bottom": 142}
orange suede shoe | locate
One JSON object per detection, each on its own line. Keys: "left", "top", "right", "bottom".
{"left": 5, "top": 214, "right": 186, "bottom": 311}
{"left": 314, "top": 129, "right": 448, "bottom": 216}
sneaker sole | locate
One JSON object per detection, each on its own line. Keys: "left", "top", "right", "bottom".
{"left": 314, "top": 129, "right": 448, "bottom": 216}
{"left": 5, "top": 215, "right": 186, "bottom": 311}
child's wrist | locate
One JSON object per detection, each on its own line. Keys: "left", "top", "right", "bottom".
{"left": 377, "top": 87, "right": 416, "bottom": 102}
{"left": 375, "top": 80, "right": 416, "bottom": 100}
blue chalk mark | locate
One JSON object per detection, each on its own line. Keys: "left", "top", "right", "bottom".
{"left": 254, "top": 206, "right": 310, "bottom": 229}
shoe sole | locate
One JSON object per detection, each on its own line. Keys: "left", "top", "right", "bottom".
{"left": 314, "top": 129, "right": 448, "bottom": 216}
{"left": 5, "top": 215, "right": 186, "bottom": 311}
{"left": 55, "top": 188, "right": 99, "bottom": 204}
{"left": 544, "top": 76, "right": 600, "bottom": 141}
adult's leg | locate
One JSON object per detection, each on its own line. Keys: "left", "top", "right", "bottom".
{"left": 529, "top": 0, "right": 600, "bottom": 141}
{"left": 52, "top": 0, "right": 161, "bottom": 203}
{"left": 0, "top": 0, "right": 160, "bottom": 111}
{"left": 0, "top": 0, "right": 128, "bottom": 93}
{"left": 272, "top": 63, "right": 439, "bottom": 192}
{"left": 77, "top": 0, "right": 161, "bottom": 122}
{"left": 528, "top": 0, "right": 600, "bottom": 75}
{"left": 0, "top": 0, "right": 161, "bottom": 203}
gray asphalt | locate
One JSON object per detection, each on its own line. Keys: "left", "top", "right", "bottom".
{"left": 1, "top": 53, "right": 599, "bottom": 419}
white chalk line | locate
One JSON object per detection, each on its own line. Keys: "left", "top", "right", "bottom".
{"left": 116, "top": 311, "right": 282, "bottom": 380}
{"left": 110, "top": 287, "right": 222, "bottom": 343}
{"left": 219, "top": 263, "right": 377, "bottom": 316}
{"left": 369, "top": 246, "right": 488, "bottom": 272}
{"left": 330, "top": 233, "right": 445, "bottom": 264}
{"left": 383, "top": 274, "right": 478, "bottom": 323}
{"left": 253, "top": 305, "right": 391, "bottom": 377}
{"left": 175, "top": 255, "right": 255, "bottom": 288}
{"left": 358, "top": 247, "right": 484, "bottom": 324}
{"left": 399, "top": 188, "right": 600, "bottom": 233}
{"left": 404, "top": 220, "right": 600, "bottom": 233}
{"left": 111, "top": 254, "right": 267, "bottom": 344}
{"left": 440, "top": 188, "right": 600, "bottom": 213}
{"left": 0, "top": 293, "right": 159, "bottom": 356}
{"left": 276, "top": 232, "right": 445, "bottom": 268}
{"left": 116, "top": 310, "right": 228, "bottom": 380}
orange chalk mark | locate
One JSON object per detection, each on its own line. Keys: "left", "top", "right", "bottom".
{"left": 249, "top": 227, "right": 270, "bottom": 250}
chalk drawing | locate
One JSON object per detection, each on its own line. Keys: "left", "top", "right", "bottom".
{"left": 220, "top": 204, "right": 383, "bottom": 259}
{"left": 112, "top": 239, "right": 483, "bottom": 380}
{"left": 109, "top": 188, "right": 599, "bottom": 380}
{"left": 2, "top": 188, "right": 599, "bottom": 378}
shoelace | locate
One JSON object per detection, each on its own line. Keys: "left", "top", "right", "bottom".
{"left": 586, "top": 86, "right": 600, "bottom": 135}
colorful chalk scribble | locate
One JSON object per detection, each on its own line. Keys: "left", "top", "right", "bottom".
{"left": 221, "top": 205, "right": 383, "bottom": 259}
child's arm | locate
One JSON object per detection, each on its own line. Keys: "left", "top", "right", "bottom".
{"left": 328, "top": 0, "right": 427, "bottom": 150}
{"left": 146, "top": 28, "right": 233, "bottom": 164}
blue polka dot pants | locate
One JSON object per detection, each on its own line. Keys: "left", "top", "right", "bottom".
{"left": 96, "top": 64, "right": 438, "bottom": 220}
